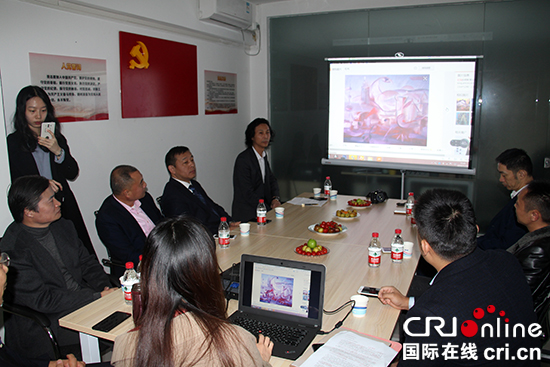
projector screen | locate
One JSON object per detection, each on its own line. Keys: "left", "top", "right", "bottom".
{"left": 324, "top": 56, "right": 480, "bottom": 174}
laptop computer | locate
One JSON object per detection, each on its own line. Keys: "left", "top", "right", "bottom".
{"left": 229, "top": 254, "right": 326, "bottom": 360}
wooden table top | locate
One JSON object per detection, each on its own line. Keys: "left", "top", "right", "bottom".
{"left": 59, "top": 194, "right": 420, "bottom": 367}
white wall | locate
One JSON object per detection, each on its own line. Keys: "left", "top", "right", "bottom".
{"left": 0, "top": 0, "right": 254, "bottom": 262}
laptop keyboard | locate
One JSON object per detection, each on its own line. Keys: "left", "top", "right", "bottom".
{"left": 232, "top": 316, "right": 308, "bottom": 346}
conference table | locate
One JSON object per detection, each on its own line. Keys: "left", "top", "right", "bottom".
{"left": 59, "top": 193, "right": 421, "bottom": 366}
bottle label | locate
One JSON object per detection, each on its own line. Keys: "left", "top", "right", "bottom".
{"left": 368, "top": 248, "right": 381, "bottom": 264}
{"left": 257, "top": 214, "right": 266, "bottom": 224}
{"left": 406, "top": 207, "right": 412, "bottom": 215}
{"left": 324, "top": 186, "right": 331, "bottom": 196}
{"left": 219, "top": 236, "right": 230, "bottom": 246}
{"left": 122, "top": 283, "right": 135, "bottom": 301}
{"left": 391, "top": 244, "right": 404, "bottom": 260}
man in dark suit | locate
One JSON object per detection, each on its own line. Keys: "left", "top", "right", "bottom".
{"left": 232, "top": 118, "right": 281, "bottom": 222}
{"left": 379, "top": 189, "right": 540, "bottom": 366}
{"left": 96, "top": 165, "right": 163, "bottom": 278}
{"left": 161, "top": 146, "right": 239, "bottom": 234}
{"left": 477, "top": 148, "right": 532, "bottom": 250}
{"left": 1, "top": 175, "right": 114, "bottom": 360}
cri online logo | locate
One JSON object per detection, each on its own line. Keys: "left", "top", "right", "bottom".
{"left": 404, "top": 305, "right": 542, "bottom": 338}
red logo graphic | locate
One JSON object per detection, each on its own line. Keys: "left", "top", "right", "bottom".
{"left": 461, "top": 305, "right": 509, "bottom": 338}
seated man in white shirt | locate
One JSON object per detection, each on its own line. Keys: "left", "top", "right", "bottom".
{"left": 96, "top": 165, "right": 163, "bottom": 278}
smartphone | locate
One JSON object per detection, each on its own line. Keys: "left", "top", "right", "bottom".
{"left": 92, "top": 311, "right": 131, "bottom": 332}
{"left": 382, "top": 247, "right": 391, "bottom": 254}
{"left": 358, "top": 286, "right": 380, "bottom": 297}
{"left": 40, "top": 122, "right": 55, "bottom": 139}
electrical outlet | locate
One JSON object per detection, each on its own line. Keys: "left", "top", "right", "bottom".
{"left": 544, "top": 158, "right": 550, "bottom": 169}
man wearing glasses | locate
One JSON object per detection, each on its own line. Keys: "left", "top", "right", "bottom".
{"left": 1, "top": 175, "right": 114, "bottom": 361}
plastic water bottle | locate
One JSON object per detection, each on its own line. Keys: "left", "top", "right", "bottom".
{"left": 406, "top": 192, "right": 415, "bottom": 218}
{"left": 218, "top": 217, "right": 230, "bottom": 248}
{"left": 391, "top": 229, "right": 404, "bottom": 263}
{"left": 324, "top": 176, "right": 332, "bottom": 197}
{"left": 368, "top": 232, "right": 381, "bottom": 267}
{"left": 257, "top": 199, "right": 267, "bottom": 226}
{"left": 120, "top": 262, "right": 139, "bottom": 305}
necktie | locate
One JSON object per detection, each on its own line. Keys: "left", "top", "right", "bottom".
{"left": 189, "top": 184, "right": 207, "bottom": 206}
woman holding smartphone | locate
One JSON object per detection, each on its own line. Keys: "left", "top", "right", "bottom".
{"left": 6, "top": 85, "right": 95, "bottom": 256}
{"left": 111, "top": 216, "right": 274, "bottom": 367}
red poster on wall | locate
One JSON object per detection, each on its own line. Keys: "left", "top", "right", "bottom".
{"left": 119, "top": 31, "right": 198, "bottom": 118}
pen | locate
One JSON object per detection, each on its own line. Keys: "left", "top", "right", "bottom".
{"left": 302, "top": 203, "right": 317, "bottom": 207}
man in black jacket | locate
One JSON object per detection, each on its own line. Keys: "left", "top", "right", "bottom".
{"left": 96, "top": 165, "right": 163, "bottom": 278}
{"left": 161, "top": 146, "right": 239, "bottom": 234}
{"left": 232, "top": 118, "right": 281, "bottom": 222}
{"left": 2, "top": 175, "right": 114, "bottom": 360}
{"left": 379, "top": 189, "right": 540, "bottom": 366}
{"left": 477, "top": 148, "right": 532, "bottom": 250}
{"left": 508, "top": 180, "right": 550, "bottom": 321}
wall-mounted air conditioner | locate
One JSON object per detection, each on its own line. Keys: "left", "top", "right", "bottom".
{"left": 199, "top": 0, "right": 253, "bottom": 29}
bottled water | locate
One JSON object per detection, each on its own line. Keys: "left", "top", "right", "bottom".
{"left": 120, "top": 262, "right": 139, "bottom": 305}
{"left": 368, "top": 232, "right": 381, "bottom": 267}
{"left": 218, "top": 217, "right": 230, "bottom": 248}
{"left": 257, "top": 199, "right": 267, "bottom": 226}
{"left": 391, "top": 229, "right": 404, "bottom": 263}
{"left": 324, "top": 176, "right": 332, "bottom": 197}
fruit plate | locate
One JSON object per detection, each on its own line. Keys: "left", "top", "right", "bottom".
{"left": 295, "top": 246, "right": 330, "bottom": 256}
{"left": 308, "top": 223, "right": 347, "bottom": 235}
{"left": 334, "top": 211, "right": 361, "bottom": 220}
{"left": 348, "top": 203, "right": 372, "bottom": 210}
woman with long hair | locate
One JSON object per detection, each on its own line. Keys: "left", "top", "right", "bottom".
{"left": 111, "top": 216, "right": 273, "bottom": 367}
{"left": 7, "top": 85, "right": 95, "bottom": 256}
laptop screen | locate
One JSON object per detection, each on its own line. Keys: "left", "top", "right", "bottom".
{"left": 241, "top": 258, "right": 323, "bottom": 320}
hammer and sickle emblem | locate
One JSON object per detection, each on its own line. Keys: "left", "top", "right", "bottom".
{"left": 129, "top": 41, "right": 149, "bottom": 69}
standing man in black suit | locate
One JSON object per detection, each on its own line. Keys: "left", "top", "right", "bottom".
{"left": 161, "top": 146, "right": 239, "bottom": 234}
{"left": 95, "top": 165, "right": 163, "bottom": 278}
{"left": 232, "top": 118, "right": 281, "bottom": 222}
{"left": 378, "top": 189, "right": 540, "bottom": 366}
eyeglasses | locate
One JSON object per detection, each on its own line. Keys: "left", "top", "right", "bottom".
{"left": 0, "top": 253, "right": 10, "bottom": 267}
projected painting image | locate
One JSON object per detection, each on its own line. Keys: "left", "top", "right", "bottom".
{"left": 260, "top": 274, "right": 293, "bottom": 307}
{"left": 343, "top": 75, "right": 429, "bottom": 146}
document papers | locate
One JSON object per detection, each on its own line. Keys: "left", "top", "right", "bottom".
{"left": 299, "top": 330, "right": 399, "bottom": 367}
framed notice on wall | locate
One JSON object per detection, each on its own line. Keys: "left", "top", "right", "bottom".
{"left": 29, "top": 53, "right": 108, "bottom": 122}
{"left": 205, "top": 70, "right": 237, "bottom": 114}
{"left": 119, "top": 31, "right": 198, "bottom": 118}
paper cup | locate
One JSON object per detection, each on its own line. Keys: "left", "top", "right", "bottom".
{"left": 239, "top": 223, "right": 250, "bottom": 236}
{"left": 350, "top": 294, "right": 369, "bottom": 317}
{"left": 330, "top": 190, "right": 338, "bottom": 201}
{"left": 404, "top": 241, "right": 414, "bottom": 259}
{"left": 313, "top": 188, "right": 321, "bottom": 198}
{"left": 275, "top": 207, "right": 285, "bottom": 218}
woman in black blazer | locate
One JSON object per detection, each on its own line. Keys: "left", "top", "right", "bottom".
{"left": 6, "top": 85, "right": 95, "bottom": 257}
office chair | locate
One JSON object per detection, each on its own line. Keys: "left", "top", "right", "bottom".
{"left": 1, "top": 302, "right": 62, "bottom": 360}
{"left": 94, "top": 211, "right": 125, "bottom": 286}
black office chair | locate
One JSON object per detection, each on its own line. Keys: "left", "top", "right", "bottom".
{"left": 0, "top": 237, "right": 62, "bottom": 360}
{"left": 94, "top": 210, "right": 126, "bottom": 286}
{"left": 1, "top": 302, "right": 62, "bottom": 360}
